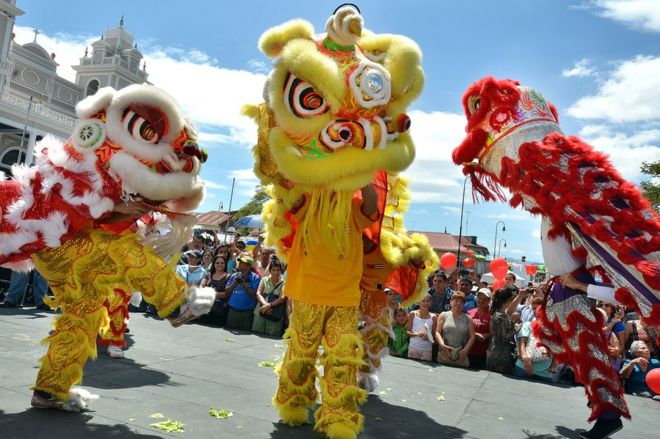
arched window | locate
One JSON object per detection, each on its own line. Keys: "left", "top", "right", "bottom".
{"left": 0, "top": 146, "right": 26, "bottom": 175}
{"left": 86, "top": 79, "right": 100, "bottom": 97}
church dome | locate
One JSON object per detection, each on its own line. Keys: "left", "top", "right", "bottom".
{"left": 22, "top": 42, "right": 57, "bottom": 69}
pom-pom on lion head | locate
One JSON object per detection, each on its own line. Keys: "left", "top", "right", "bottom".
{"left": 246, "top": 4, "right": 424, "bottom": 192}
{"left": 71, "top": 84, "right": 207, "bottom": 212}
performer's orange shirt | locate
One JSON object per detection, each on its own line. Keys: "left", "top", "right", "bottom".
{"left": 284, "top": 196, "right": 377, "bottom": 307}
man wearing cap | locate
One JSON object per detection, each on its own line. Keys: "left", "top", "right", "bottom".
{"left": 467, "top": 288, "right": 492, "bottom": 369}
{"left": 225, "top": 253, "right": 261, "bottom": 330}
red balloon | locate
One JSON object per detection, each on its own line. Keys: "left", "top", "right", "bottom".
{"left": 490, "top": 258, "right": 509, "bottom": 280}
{"left": 492, "top": 278, "right": 506, "bottom": 290}
{"left": 525, "top": 265, "right": 538, "bottom": 276}
{"left": 647, "top": 368, "right": 660, "bottom": 394}
{"left": 463, "top": 257, "right": 476, "bottom": 268}
{"left": 440, "top": 252, "right": 457, "bottom": 270}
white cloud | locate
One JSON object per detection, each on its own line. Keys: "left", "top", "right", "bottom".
{"left": 485, "top": 211, "right": 531, "bottom": 221}
{"left": 590, "top": 0, "right": 660, "bottom": 32}
{"left": 577, "top": 125, "right": 660, "bottom": 181}
{"left": 562, "top": 58, "right": 596, "bottom": 78}
{"left": 567, "top": 55, "right": 660, "bottom": 122}
{"left": 403, "top": 110, "right": 468, "bottom": 203}
{"left": 228, "top": 169, "right": 260, "bottom": 197}
{"left": 203, "top": 179, "right": 228, "bottom": 190}
{"left": 247, "top": 59, "right": 270, "bottom": 73}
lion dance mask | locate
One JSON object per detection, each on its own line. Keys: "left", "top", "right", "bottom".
{"left": 244, "top": 5, "right": 434, "bottom": 439}
{"left": 0, "top": 84, "right": 215, "bottom": 411}
{"left": 453, "top": 76, "right": 660, "bottom": 431}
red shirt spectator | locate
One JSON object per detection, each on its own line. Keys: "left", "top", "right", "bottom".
{"left": 467, "top": 288, "right": 492, "bottom": 368}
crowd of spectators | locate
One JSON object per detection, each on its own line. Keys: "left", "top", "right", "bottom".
{"left": 171, "top": 230, "right": 291, "bottom": 337}
{"left": 389, "top": 269, "right": 660, "bottom": 402}
{"left": 1, "top": 230, "right": 658, "bottom": 401}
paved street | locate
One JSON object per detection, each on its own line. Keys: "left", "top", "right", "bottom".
{"left": 0, "top": 307, "right": 657, "bottom": 438}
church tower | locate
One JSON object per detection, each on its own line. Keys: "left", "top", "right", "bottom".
{"left": 0, "top": 1, "right": 24, "bottom": 84}
{"left": 72, "top": 17, "right": 148, "bottom": 97}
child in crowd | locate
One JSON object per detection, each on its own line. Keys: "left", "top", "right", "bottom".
{"left": 389, "top": 307, "right": 409, "bottom": 358}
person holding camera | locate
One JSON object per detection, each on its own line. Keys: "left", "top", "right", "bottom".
{"left": 225, "top": 254, "right": 261, "bottom": 331}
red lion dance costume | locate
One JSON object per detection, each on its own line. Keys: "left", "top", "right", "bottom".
{"left": 452, "top": 77, "right": 659, "bottom": 439}
{"left": 243, "top": 5, "right": 432, "bottom": 438}
{"left": 0, "top": 84, "right": 215, "bottom": 411}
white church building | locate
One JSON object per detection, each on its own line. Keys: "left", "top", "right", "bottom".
{"left": 0, "top": 0, "right": 148, "bottom": 174}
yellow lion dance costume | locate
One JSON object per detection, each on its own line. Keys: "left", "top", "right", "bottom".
{"left": 0, "top": 84, "right": 215, "bottom": 411}
{"left": 243, "top": 5, "right": 434, "bottom": 438}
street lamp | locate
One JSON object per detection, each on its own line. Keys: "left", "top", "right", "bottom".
{"left": 497, "top": 238, "right": 507, "bottom": 257}
{"left": 493, "top": 220, "right": 506, "bottom": 259}
{"left": 456, "top": 176, "right": 469, "bottom": 267}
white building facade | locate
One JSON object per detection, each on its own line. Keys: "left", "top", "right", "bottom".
{"left": 0, "top": 0, "right": 147, "bottom": 174}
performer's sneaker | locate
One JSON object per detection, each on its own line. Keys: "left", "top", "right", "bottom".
{"left": 31, "top": 390, "right": 64, "bottom": 410}
{"left": 107, "top": 345, "right": 125, "bottom": 359}
{"left": 579, "top": 417, "right": 623, "bottom": 439}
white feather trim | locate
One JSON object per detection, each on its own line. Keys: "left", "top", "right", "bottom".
{"left": 76, "top": 87, "right": 115, "bottom": 119}
{"left": 185, "top": 286, "right": 215, "bottom": 316}
{"left": 62, "top": 387, "right": 99, "bottom": 412}
{"left": 108, "top": 153, "right": 204, "bottom": 203}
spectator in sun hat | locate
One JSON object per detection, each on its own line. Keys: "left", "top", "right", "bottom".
{"left": 176, "top": 249, "right": 207, "bottom": 287}
{"left": 225, "top": 252, "right": 261, "bottom": 331}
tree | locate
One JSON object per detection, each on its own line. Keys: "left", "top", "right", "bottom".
{"left": 233, "top": 185, "right": 270, "bottom": 222}
{"left": 640, "top": 161, "right": 660, "bottom": 213}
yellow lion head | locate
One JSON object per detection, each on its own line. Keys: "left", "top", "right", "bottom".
{"left": 246, "top": 4, "right": 424, "bottom": 192}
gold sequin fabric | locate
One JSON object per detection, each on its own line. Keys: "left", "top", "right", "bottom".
{"left": 99, "top": 288, "right": 131, "bottom": 347}
{"left": 31, "top": 228, "right": 186, "bottom": 399}
{"left": 359, "top": 289, "right": 391, "bottom": 373}
{"left": 274, "top": 301, "right": 367, "bottom": 436}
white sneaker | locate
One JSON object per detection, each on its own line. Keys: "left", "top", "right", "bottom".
{"left": 107, "top": 345, "right": 124, "bottom": 359}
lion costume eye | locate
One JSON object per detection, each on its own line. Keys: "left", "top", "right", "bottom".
{"left": 122, "top": 108, "right": 161, "bottom": 144}
{"left": 283, "top": 72, "right": 328, "bottom": 118}
{"left": 467, "top": 96, "right": 481, "bottom": 115}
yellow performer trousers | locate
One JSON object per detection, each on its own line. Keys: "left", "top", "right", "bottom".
{"left": 358, "top": 289, "right": 391, "bottom": 375}
{"left": 31, "top": 228, "right": 186, "bottom": 399}
{"left": 99, "top": 288, "right": 131, "bottom": 347}
{"left": 274, "top": 301, "right": 367, "bottom": 439}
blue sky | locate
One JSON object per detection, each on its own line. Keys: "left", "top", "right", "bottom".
{"left": 13, "top": 0, "right": 660, "bottom": 263}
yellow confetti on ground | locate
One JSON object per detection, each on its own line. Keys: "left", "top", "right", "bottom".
{"left": 258, "top": 360, "right": 277, "bottom": 368}
{"left": 128, "top": 418, "right": 136, "bottom": 422}
{"left": 498, "top": 417, "right": 504, "bottom": 421}
{"left": 378, "top": 391, "right": 388, "bottom": 395}
{"left": 209, "top": 408, "right": 233, "bottom": 419}
{"left": 436, "top": 395, "right": 445, "bottom": 401}
{"left": 225, "top": 338, "right": 236, "bottom": 342}
{"left": 150, "top": 419, "right": 184, "bottom": 432}
{"left": 149, "top": 413, "right": 164, "bottom": 419}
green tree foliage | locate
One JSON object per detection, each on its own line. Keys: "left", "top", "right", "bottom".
{"left": 233, "top": 185, "right": 270, "bottom": 223}
{"left": 640, "top": 161, "right": 660, "bottom": 212}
